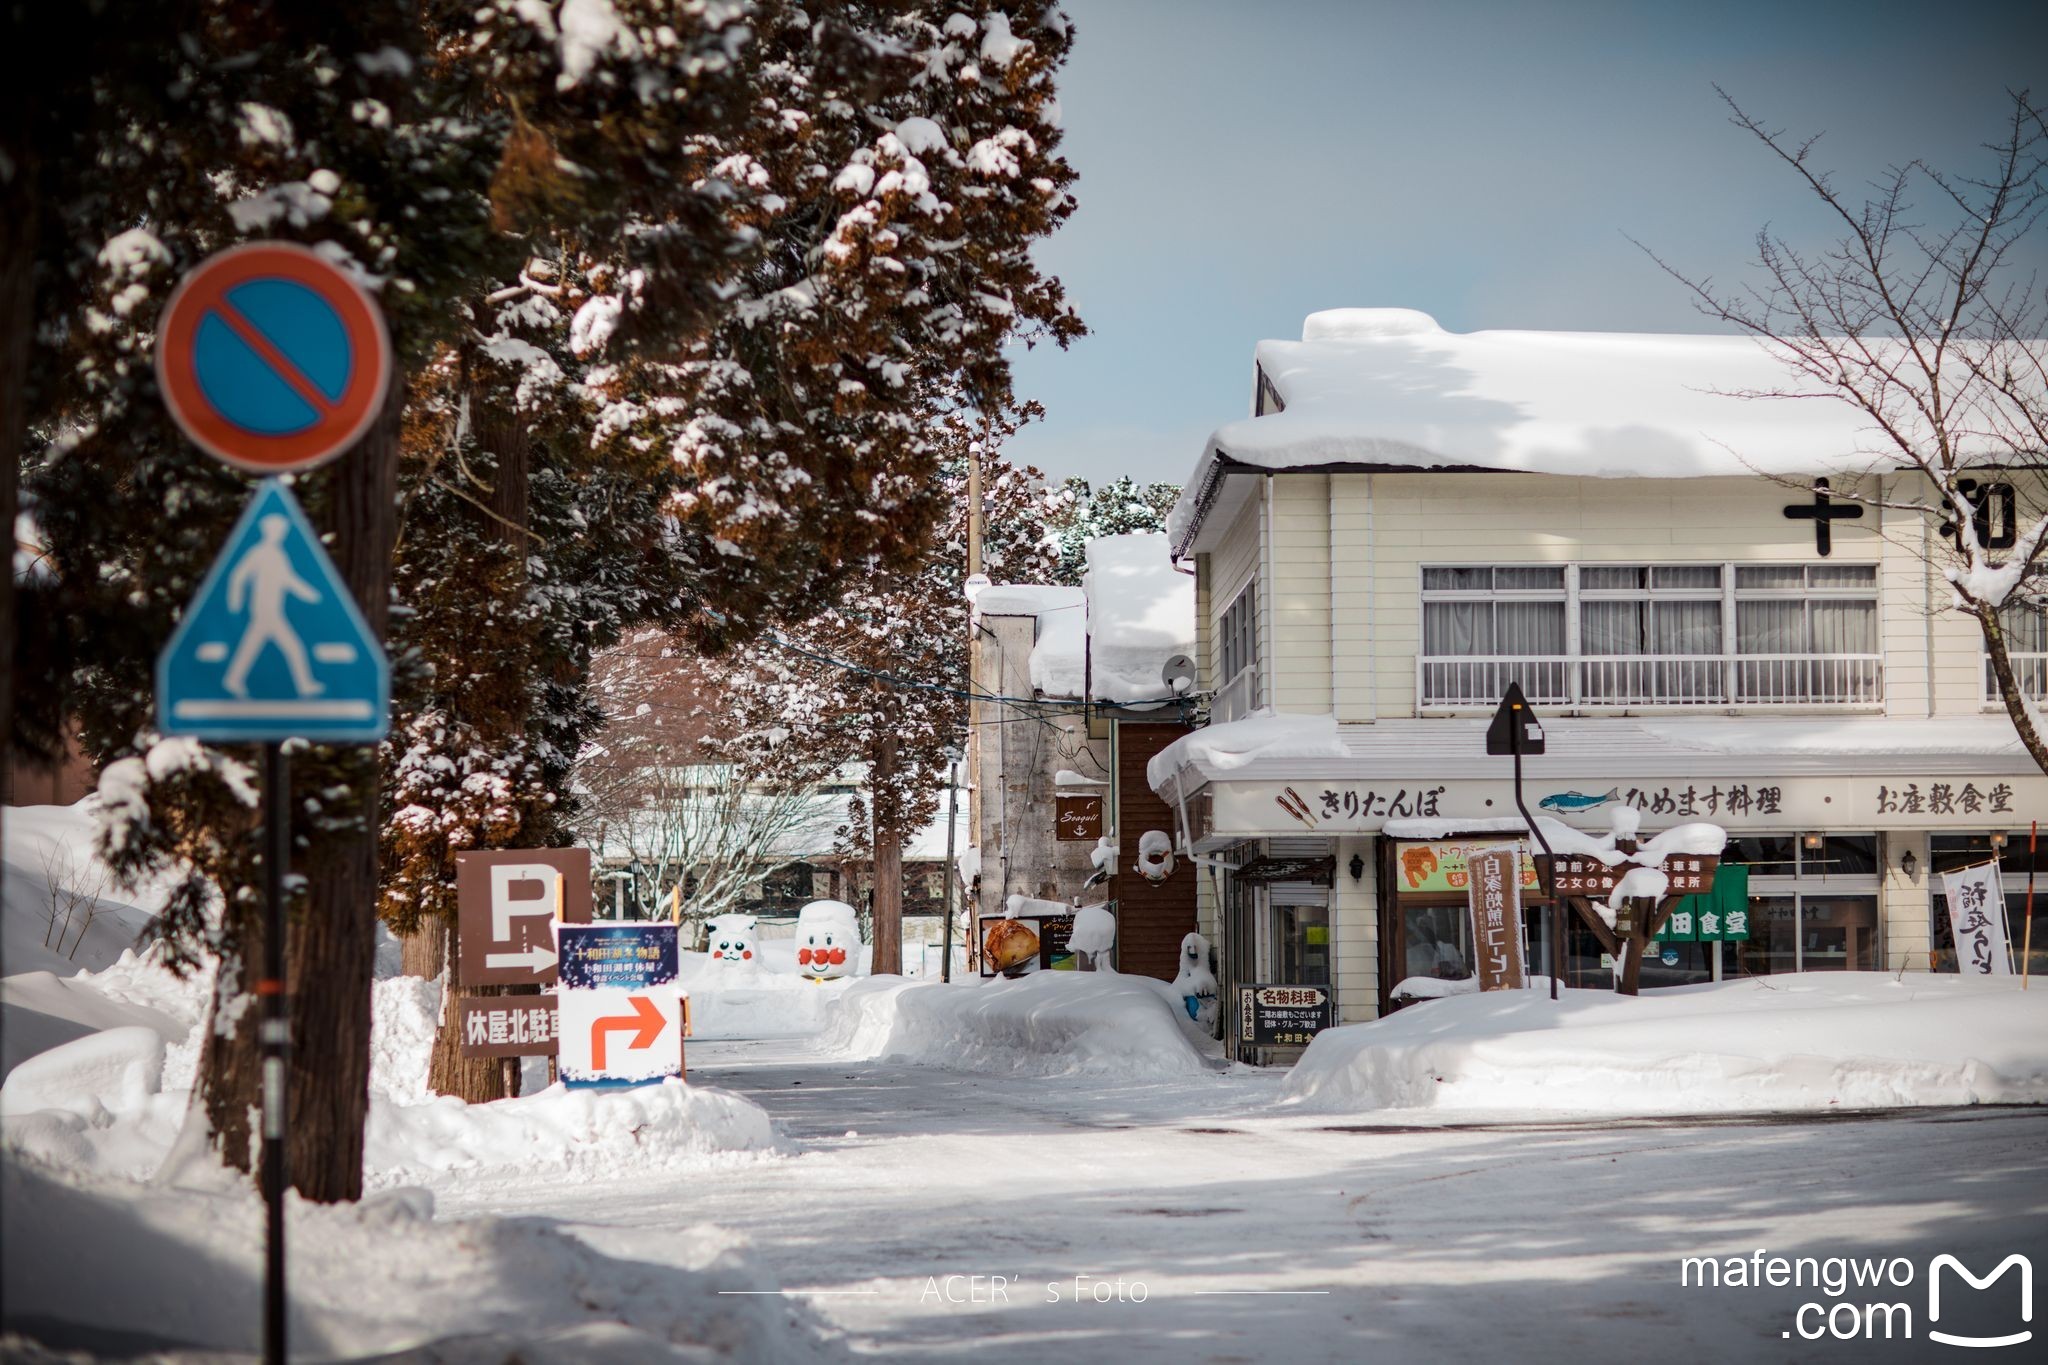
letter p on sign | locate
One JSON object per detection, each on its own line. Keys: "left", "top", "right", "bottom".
{"left": 491, "top": 864, "right": 560, "bottom": 941}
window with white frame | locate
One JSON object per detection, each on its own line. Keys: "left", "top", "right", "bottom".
{"left": 1989, "top": 600, "right": 2048, "bottom": 702}
{"left": 1419, "top": 563, "right": 1881, "bottom": 707}
{"left": 1218, "top": 580, "right": 1260, "bottom": 715}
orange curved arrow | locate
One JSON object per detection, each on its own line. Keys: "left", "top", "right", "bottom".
{"left": 590, "top": 994, "right": 666, "bottom": 1071}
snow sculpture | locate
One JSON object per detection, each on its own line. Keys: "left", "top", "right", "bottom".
{"left": 795, "top": 899, "right": 861, "bottom": 980}
{"left": 704, "top": 913, "right": 758, "bottom": 965}
{"left": 1070, "top": 902, "right": 1116, "bottom": 971}
{"left": 1136, "top": 829, "right": 1175, "bottom": 882}
{"left": 1172, "top": 932, "right": 1219, "bottom": 1032}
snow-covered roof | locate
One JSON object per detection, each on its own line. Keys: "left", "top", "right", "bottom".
{"left": 976, "top": 533, "right": 1195, "bottom": 705}
{"left": 1150, "top": 712, "right": 2037, "bottom": 795}
{"left": 1169, "top": 308, "right": 2019, "bottom": 552}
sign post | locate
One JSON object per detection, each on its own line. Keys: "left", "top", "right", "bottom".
{"left": 155, "top": 240, "right": 392, "bottom": 1365}
{"left": 1487, "top": 682, "right": 1560, "bottom": 999}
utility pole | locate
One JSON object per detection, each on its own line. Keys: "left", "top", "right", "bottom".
{"left": 963, "top": 441, "right": 985, "bottom": 958}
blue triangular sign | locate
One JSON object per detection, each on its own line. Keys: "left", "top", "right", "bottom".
{"left": 157, "top": 479, "right": 389, "bottom": 743}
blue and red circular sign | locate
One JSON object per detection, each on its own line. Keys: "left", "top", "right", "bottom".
{"left": 155, "top": 241, "right": 391, "bottom": 473}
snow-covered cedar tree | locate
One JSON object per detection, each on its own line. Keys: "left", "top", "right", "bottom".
{"left": 574, "top": 2, "right": 1085, "bottom": 653}
{"left": 12, "top": 0, "right": 1082, "bottom": 1188}
{"left": 1654, "top": 89, "right": 2048, "bottom": 773}
{"left": 16, "top": 1, "right": 512, "bottom": 1196}
{"left": 1047, "top": 476, "right": 1180, "bottom": 584}
{"left": 700, "top": 434, "right": 1065, "bottom": 963}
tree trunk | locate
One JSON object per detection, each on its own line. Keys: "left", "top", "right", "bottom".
{"left": 425, "top": 914, "right": 517, "bottom": 1101}
{"left": 420, "top": 350, "right": 534, "bottom": 1102}
{"left": 401, "top": 923, "right": 445, "bottom": 979}
{"left": 0, "top": 124, "right": 34, "bottom": 856}
{"left": 199, "top": 906, "right": 267, "bottom": 1176}
{"left": 871, "top": 738, "right": 902, "bottom": 977}
{"left": 282, "top": 380, "right": 402, "bottom": 1203}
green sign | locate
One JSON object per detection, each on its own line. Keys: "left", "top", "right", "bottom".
{"left": 1660, "top": 864, "right": 1751, "bottom": 943}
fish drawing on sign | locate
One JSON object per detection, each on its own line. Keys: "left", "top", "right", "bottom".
{"left": 1539, "top": 787, "right": 1620, "bottom": 813}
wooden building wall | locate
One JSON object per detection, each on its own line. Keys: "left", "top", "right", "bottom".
{"left": 1114, "top": 721, "right": 1197, "bottom": 980}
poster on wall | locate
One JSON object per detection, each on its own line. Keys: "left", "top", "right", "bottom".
{"left": 1394, "top": 842, "right": 1540, "bottom": 895}
{"left": 1939, "top": 861, "right": 2014, "bottom": 975}
{"left": 978, "top": 912, "right": 1077, "bottom": 977}
{"left": 1465, "top": 845, "right": 1527, "bottom": 991}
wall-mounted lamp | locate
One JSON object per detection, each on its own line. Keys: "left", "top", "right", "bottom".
{"left": 1990, "top": 831, "right": 2011, "bottom": 851}
{"left": 1349, "top": 853, "right": 1366, "bottom": 881}
{"left": 1802, "top": 833, "right": 1824, "bottom": 851}
{"left": 1900, "top": 849, "right": 1919, "bottom": 880}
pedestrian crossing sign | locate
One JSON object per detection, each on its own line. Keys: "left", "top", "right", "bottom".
{"left": 156, "top": 478, "right": 389, "bottom": 743}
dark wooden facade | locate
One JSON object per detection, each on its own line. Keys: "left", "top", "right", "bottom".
{"left": 1112, "top": 721, "right": 1198, "bottom": 980}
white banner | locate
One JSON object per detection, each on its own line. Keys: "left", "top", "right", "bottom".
{"left": 1939, "top": 861, "right": 2014, "bottom": 976}
{"left": 1208, "top": 774, "right": 2048, "bottom": 838}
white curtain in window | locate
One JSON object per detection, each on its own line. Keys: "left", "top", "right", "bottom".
{"left": 1810, "top": 599, "right": 1876, "bottom": 654}
{"left": 1496, "top": 602, "right": 1566, "bottom": 655}
{"left": 1737, "top": 600, "right": 1804, "bottom": 653}
{"left": 1581, "top": 601, "right": 1644, "bottom": 655}
{"left": 1655, "top": 600, "right": 1722, "bottom": 654}
{"left": 1424, "top": 602, "right": 1492, "bottom": 655}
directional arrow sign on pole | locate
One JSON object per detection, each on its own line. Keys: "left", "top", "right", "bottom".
{"left": 557, "top": 922, "right": 683, "bottom": 1088}
{"left": 456, "top": 848, "right": 592, "bottom": 987}
{"left": 157, "top": 479, "right": 389, "bottom": 743}
{"left": 559, "top": 989, "right": 684, "bottom": 1084}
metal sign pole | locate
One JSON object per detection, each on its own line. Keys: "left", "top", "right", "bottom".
{"left": 1508, "top": 740, "right": 1561, "bottom": 1002}
{"left": 2025, "top": 820, "right": 2037, "bottom": 990}
{"left": 260, "top": 741, "right": 289, "bottom": 1365}
{"left": 940, "top": 757, "right": 960, "bottom": 983}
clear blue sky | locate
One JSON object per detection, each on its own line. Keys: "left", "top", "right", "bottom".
{"left": 1004, "top": 0, "right": 2048, "bottom": 486}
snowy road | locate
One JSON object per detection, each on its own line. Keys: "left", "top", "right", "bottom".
{"left": 430, "top": 1038, "right": 2048, "bottom": 1364}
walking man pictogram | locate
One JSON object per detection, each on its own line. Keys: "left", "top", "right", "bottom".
{"left": 223, "top": 514, "right": 324, "bottom": 699}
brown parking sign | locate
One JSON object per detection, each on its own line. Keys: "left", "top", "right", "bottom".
{"left": 456, "top": 848, "right": 593, "bottom": 987}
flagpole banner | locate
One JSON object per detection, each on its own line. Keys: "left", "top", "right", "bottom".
{"left": 1467, "top": 844, "right": 1527, "bottom": 991}
{"left": 1940, "top": 860, "right": 2014, "bottom": 976}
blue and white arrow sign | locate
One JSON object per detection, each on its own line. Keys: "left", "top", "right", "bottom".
{"left": 157, "top": 479, "right": 389, "bottom": 743}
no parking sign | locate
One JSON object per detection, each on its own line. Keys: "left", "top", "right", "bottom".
{"left": 155, "top": 241, "right": 391, "bottom": 473}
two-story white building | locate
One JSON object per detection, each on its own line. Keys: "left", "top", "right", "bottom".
{"left": 1150, "top": 308, "right": 2047, "bottom": 1055}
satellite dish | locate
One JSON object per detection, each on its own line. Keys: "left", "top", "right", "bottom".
{"left": 1160, "top": 654, "right": 1196, "bottom": 695}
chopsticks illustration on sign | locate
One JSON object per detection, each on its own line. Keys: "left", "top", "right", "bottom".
{"left": 1275, "top": 789, "right": 1317, "bottom": 828}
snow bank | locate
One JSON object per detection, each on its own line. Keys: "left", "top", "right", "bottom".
{"left": 1081, "top": 532, "right": 1195, "bottom": 704}
{"left": 675, "top": 950, "right": 860, "bottom": 1039}
{"left": 2, "top": 801, "right": 162, "bottom": 978}
{"left": 1, "top": 1159, "right": 847, "bottom": 1362}
{"left": 821, "top": 971, "right": 1215, "bottom": 1079}
{"left": 1283, "top": 973, "right": 2048, "bottom": 1115}
{"left": 366, "top": 1078, "right": 786, "bottom": 1186}
{"left": 5, "top": 957, "right": 785, "bottom": 1189}
{"left": 0, "top": 967, "right": 184, "bottom": 1075}
{"left": 1146, "top": 708, "right": 1345, "bottom": 790}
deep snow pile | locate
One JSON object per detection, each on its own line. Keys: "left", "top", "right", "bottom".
{"left": 1282, "top": 973, "right": 2048, "bottom": 1115}
{"left": 677, "top": 948, "right": 862, "bottom": 1039}
{"left": 360, "top": 971, "right": 787, "bottom": 1184}
{"left": 821, "top": 971, "right": 1217, "bottom": 1079}
{"left": 2, "top": 1158, "right": 847, "bottom": 1362}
